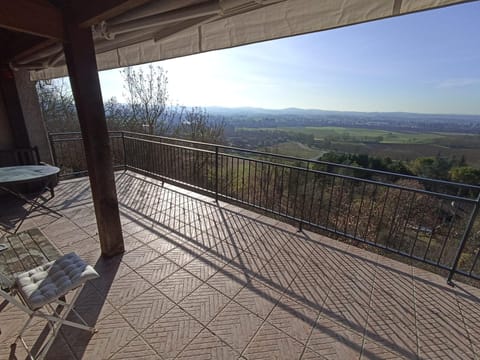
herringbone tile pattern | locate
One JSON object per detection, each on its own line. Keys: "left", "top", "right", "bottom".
{"left": 164, "top": 244, "right": 203, "bottom": 266}
{"left": 110, "top": 336, "right": 158, "bottom": 359}
{"left": 1, "top": 171, "right": 479, "bottom": 359}
{"left": 208, "top": 302, "right": 264, "bottom": 353}
{"left": 98, "top": 271, "right": 151, "bottom": 308}
{"left": 177, "top": 328, "right": 241, "bottom": 359}
{"left": 234, "top": 280, "right": 284, "bottom": 319}
{"left": 243, "top": 322, "right": 305, "bottom": 360}
{"left": 265, "top": 295, "right": 318, "bottom": 344}
{"left": 141, "top": 305, "right": 204, "bottom": 359}
{"left": 207, "top": 264, "right": 251, "bottom": 298}
{"left": 179, "top": 284, "right": 230, "bottom": 325}
{"left": 136, "top": 256, "right": 180, "bottom": 285}
{"left": 67, "top": 311, "right": 138, "bottom": 359}
{"left": 119, "top": 287, "right": 174, "bottom": 330}
{"left": 157, "top": 269, "right": 203, "bottom": 302}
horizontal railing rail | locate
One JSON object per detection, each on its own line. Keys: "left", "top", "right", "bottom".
{"left": 49, "top": 131, "right": 480, "bottom": 282}
{"left": 120, "top": 131, "right": 480, "bottom": 192}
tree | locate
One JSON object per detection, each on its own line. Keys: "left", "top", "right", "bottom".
{"left": 410, "top": 156, "right": 451, "bottom": 180}
{"left": 449, "top": 166, "right": 480, "bottom": 185}
{"left": 36, "top": 79, "right": 78, "bottom": 132}
{"left": 122, "top": 64, "right": 173, "bottom": 134}
{"left": 172, "top": 107, "right": 226, "bottom": 190}
{"left": 175, "top": 107, "right": 225, "bottom": 144}
{"left": 36, "top": 64, "right": 225, "bottom": 144}
{"left": 104, "top": 97, "right": 141, "bottom": 132}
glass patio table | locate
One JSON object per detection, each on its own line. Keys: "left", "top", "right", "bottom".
{"left": 0, "top": 165, "right": 61, "bottom": 232}
{"left": 0, "top": 165, "right": 59, "bottom": 186}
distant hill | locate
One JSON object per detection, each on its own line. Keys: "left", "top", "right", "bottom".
{"left": 206, "top": 106, "right": 480, "bottom": 133}
{"left": 207, "top": 106, "right": 334, "bottom": 116}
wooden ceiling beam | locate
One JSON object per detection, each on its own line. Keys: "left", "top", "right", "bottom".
{"left": 7, "top": 38, "right": 57, "bottom": 64}
{"left": 71, "top": 0, "right": 152, "bottom": 27}
{"left": 0, "top": 0, "right": 63, "bottom": 40}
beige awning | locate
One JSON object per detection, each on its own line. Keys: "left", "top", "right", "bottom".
{"left": 25, "top": 0, "right": 474, "bottom": 80}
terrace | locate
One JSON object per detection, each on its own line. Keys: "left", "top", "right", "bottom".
{"left": 1, "top": 133, "right": 480, "bottom": 359}
{"left": 1, "top": 1, "right": 480, "bottom": 359}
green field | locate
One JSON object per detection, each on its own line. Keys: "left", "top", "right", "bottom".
{"left": 238, "top": 126, "right": 480, "bottom": 166}
{"left": 260, "top": 141, "right": 327, "bottom": 159}
{"left": 241, "top": 126, "right": 451, "bottom": 144}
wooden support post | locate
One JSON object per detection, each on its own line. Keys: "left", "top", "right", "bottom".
{"left": 63, "top": 11, "right": 124, "bottom": 256}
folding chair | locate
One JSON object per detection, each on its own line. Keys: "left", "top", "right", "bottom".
{"left": 0, "top": 252, "right": 99, "bottom": 360}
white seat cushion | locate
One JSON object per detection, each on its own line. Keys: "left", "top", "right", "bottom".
{"left": 15, "top": 252, "right": 99, "bottom": 310}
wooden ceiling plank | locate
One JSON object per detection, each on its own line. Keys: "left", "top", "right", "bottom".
{"left": 9, "top": 39, "right": 58, "bottom": 63}
{"left": 0, "top": 0, "right": 63, "bottom": 40}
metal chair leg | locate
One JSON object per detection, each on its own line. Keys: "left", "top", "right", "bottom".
{"left": 9, "top": 285, "right": 97, "bottom": 360}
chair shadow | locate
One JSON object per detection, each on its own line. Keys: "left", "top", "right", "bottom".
{"left": 0, "top": 191, "right": 60, "bottom": 234}
{"left": 11, "top": 255, "right": 122, "bottom": 359}
{"left": 0, "top": 195, "right": 28, "bottom": 232}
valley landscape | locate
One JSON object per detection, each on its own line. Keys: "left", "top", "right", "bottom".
{"left": 210, "top": 107, "right": 480, "bottom": 175}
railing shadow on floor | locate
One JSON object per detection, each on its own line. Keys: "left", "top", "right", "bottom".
{"left": 117, "top": 172, "right": 480, "bottom": 302}
{"left": 25, "top": 170, "right": 478, "bottom": 358}
{"left": 49, "top": 179, "right": 93, "bottom": 211}
{"left": 110, "top": 172, "right": 471, "bottom": 359}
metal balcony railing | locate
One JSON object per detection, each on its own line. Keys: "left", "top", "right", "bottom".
{"left": 49, "top": 131, "right": 480, "bottom": 282}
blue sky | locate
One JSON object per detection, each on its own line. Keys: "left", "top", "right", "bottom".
{"left": 99, "top": 1, "right": 480, "bottom": 115}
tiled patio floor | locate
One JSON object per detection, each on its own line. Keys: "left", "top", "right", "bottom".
{"left": 1, "top": 171, "right": 480, "bottom": 359}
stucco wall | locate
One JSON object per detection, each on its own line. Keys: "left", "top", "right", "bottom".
{"left": 14, "top": 70, "right": 53, "bottom": 163}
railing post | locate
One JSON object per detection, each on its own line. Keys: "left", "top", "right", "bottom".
{"left": 447, "top": 194, "right": 480, "bottom": 285}
{"left": 299, "top": 161, "right": 310, "bottom": 232}
{"left": 122, "top": 131, "right": 127, "bottom": 171}
{"left": 215, "top": 146, "right": 219, "bottom": 202}
{"left": 48, "top": 133, "right": 58, "bottom": 166}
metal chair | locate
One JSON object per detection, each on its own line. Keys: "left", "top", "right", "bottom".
{"left": 0, "top": 252, "right": 99, "bottom": 360}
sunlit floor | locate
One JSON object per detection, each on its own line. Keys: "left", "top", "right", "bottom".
{"left": 1, "top": 171, "right": 479, "bottom": 359}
